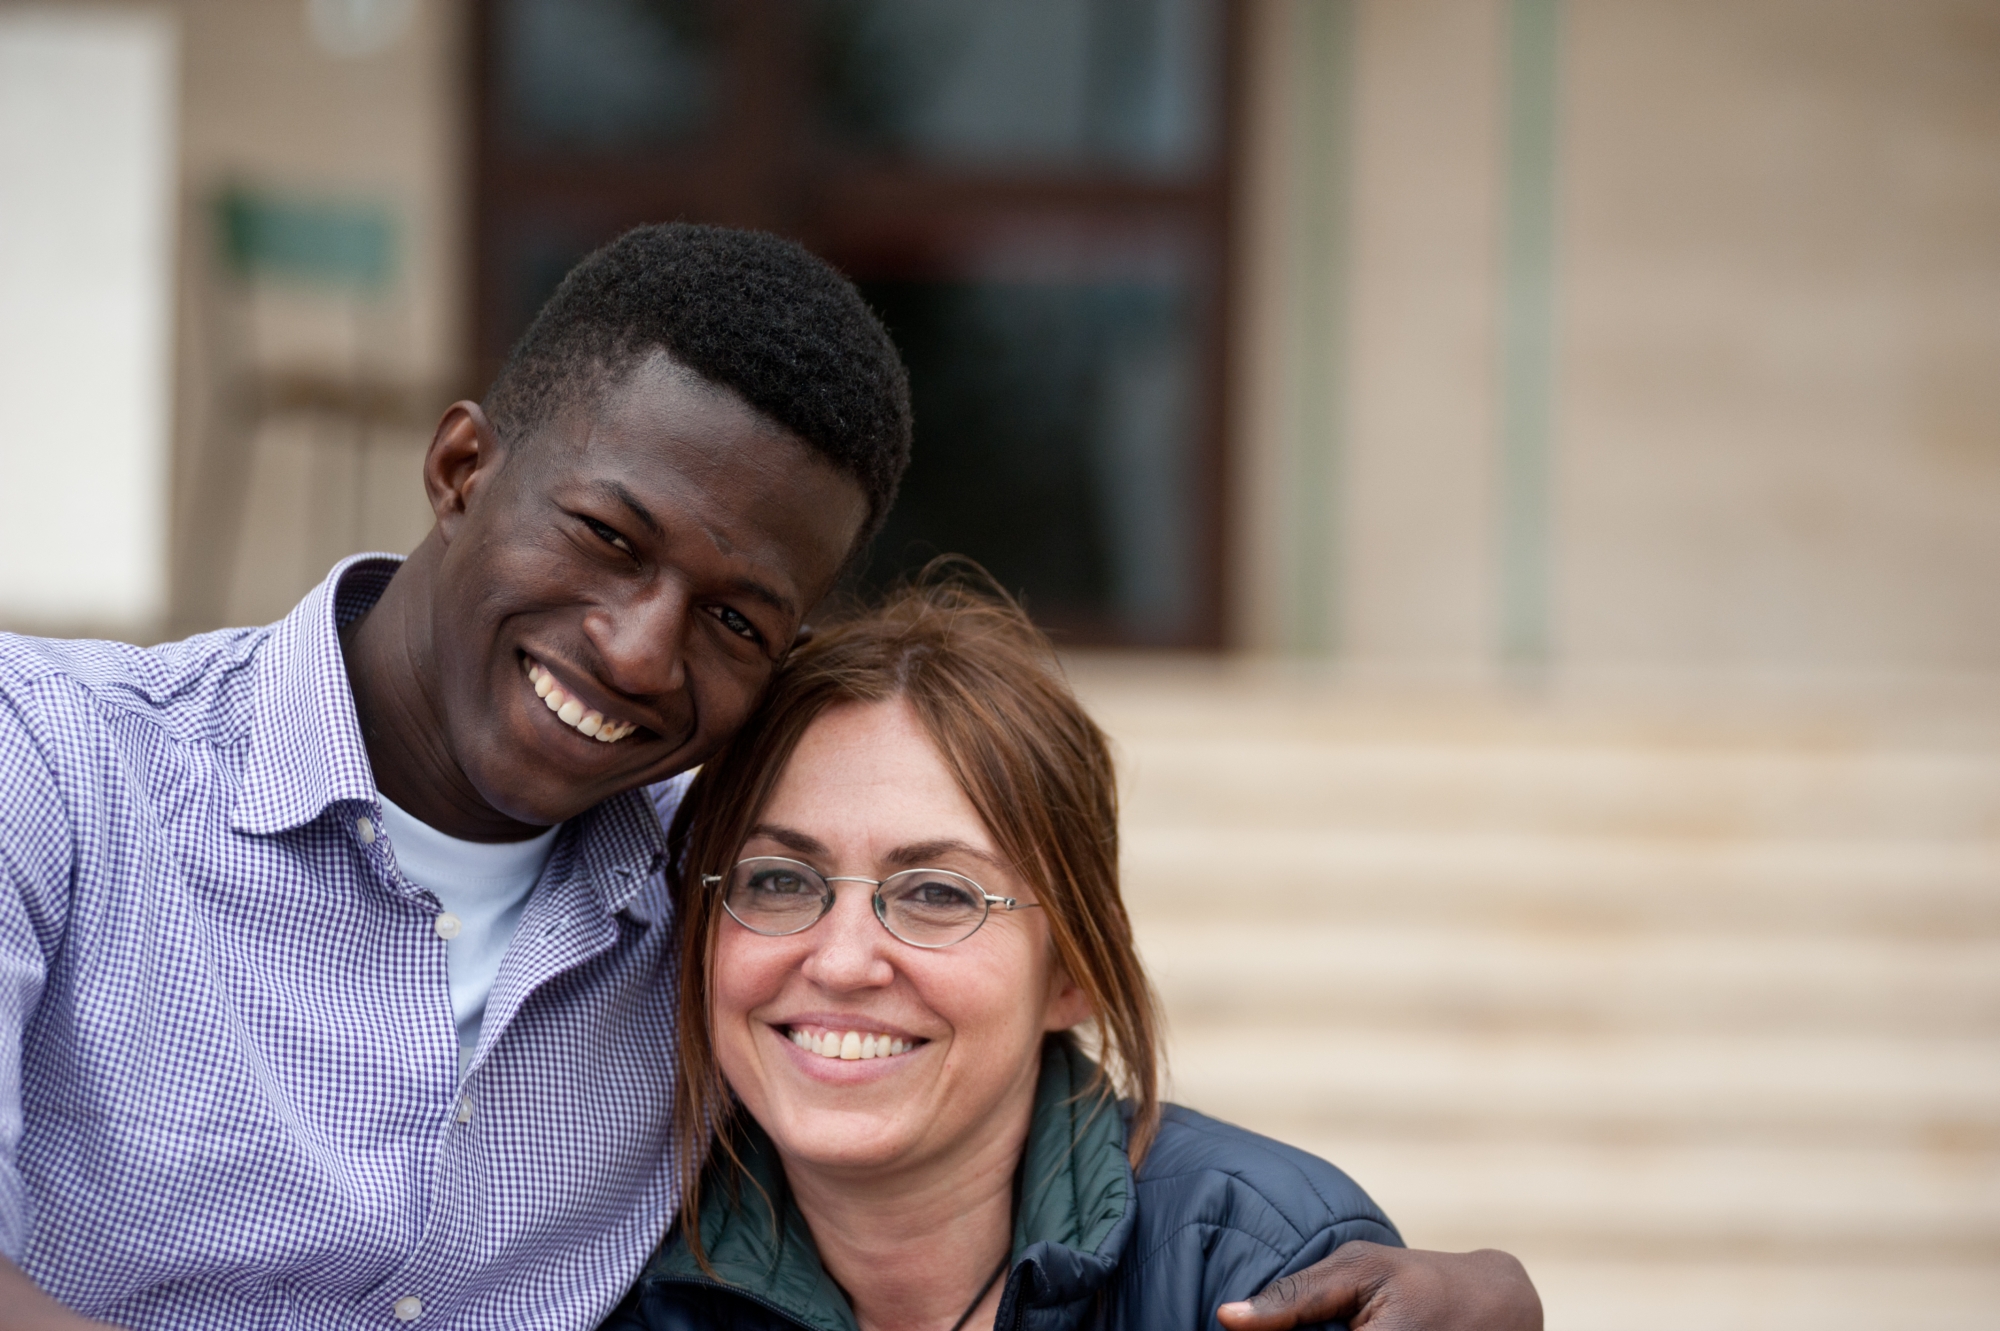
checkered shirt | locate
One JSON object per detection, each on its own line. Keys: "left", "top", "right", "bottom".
{"left": 0, "top": 556, "right": 691, "bottom": 1330}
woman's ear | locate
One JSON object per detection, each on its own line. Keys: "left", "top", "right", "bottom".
{"left": 1042, "top": 964, "right": 1094, "bottom": 1033}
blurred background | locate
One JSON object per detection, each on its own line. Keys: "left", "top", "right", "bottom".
{"left": 0, "top": 1, "right": 1995, "bottom": 1326}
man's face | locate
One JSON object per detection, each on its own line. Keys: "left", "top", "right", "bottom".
{"left": 429, "top": 354, "right": 869, "bottom": 828}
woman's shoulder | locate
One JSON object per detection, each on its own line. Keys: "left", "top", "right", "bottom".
{"left": 1134, "top": 1104, "right": 1401, "bottom": 1249}
{"left": 1101, "top": 1103, "right": 1402, "bottom": 1325}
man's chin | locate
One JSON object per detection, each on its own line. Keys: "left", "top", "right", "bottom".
{"left": 466, "top": 744, "right": 686, "bottom": 828}
{"left": 473, "top": 773, "right": 635, "bottom": 829}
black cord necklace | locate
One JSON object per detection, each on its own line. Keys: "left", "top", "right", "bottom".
{"left": 946, "top": 1253, "right": 1011, "bottom": 1331}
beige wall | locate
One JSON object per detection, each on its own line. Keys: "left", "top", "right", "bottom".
{"left": 1230, "top": 0, "right": 2000, "bottom": 685}
{"left": 164, "top": 0, "right": 466, "bottom": 631}
{"left": 1558, "top": 0, "right": 2000, "bottom": 679}
{"left": 1342, "top": 0, "right": 1503, "bottom": 677}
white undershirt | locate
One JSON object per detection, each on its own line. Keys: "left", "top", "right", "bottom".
{"left": 376, "top": 792, "right": 561, "bottom": 1072}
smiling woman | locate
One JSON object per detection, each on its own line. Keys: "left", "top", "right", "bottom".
{"left": 603, "top": 565, "right": 1402, "bottom": 1331}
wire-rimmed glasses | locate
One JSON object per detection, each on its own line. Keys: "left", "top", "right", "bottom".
{"left": 704, "top": 855, "right": 1040, "bottom": 949}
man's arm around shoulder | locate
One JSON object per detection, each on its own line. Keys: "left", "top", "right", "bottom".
{"left": 1218, "top": 1243, "right": 1542, "bottom": 1331}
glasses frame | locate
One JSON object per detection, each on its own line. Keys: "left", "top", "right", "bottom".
{"left": 703, "top": 855, "right": 1041, "bottom": 950}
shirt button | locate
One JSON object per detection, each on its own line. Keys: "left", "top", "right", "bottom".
{"left": 356, "top": 816, "right": 377, "bottom": 845}
{"left": 392, "top": 1296, "right": 422, "bottom": 1321}
{"left": 454, "top": 1097, "right": 473, "bottom": 1124}
{"left": 433, "top": 912, "right": 461, "bottom": 940}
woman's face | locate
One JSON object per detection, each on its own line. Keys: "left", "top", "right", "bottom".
{"left": 710, "top": 698, "right": 1090, "bottom": 1182}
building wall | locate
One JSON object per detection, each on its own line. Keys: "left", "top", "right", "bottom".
{"left": 1231, "top": 0, "right": 2000, "bottom": 686}
{"left": 165, "top": 0, "right": 466, "bottom": 631}
{"left": 15, "top": 0, "right": 1996, "bottom": 678}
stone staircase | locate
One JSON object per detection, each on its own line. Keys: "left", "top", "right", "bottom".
{"left": 1068, "top": 660, "right": 2000, "bottom": 1331}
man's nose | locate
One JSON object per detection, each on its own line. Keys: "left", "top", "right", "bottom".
{"left": 586, "top": 578, "right": 691, "bottom": 698}
{"left": 800, "top": 887, "right": 894, "bottom": 991}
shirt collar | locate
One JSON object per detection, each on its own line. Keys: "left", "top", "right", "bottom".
{"left": 567, "top": 783, "right": 672, "bottom": 916}
{"left": 230, "top": 554, "right": 403, "bottom": 836}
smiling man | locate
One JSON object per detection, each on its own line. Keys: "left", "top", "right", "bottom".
{"left": 0, "top": 225, "right": 1536, "bottom": 1331}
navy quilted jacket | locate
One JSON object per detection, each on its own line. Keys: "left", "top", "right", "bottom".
{"left": 601, "top": 1037, "right": 1402, "bottom": 1331}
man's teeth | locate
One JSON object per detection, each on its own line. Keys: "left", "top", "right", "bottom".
{"left": 788, "top": 1028, "right": 915, "bottom": 1061}
{"left": 525, "top": 661, "right": 635, "bottom": 743}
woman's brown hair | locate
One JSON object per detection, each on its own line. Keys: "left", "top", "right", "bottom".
{"left": 665, "top": 562, "right": 1163, "bottom": 1258}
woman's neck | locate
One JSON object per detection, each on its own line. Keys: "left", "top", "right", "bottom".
{"left": 779, "top": 1104, "right": 1030, "bottom": 1331}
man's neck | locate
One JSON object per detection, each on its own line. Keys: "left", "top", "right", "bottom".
{"left": 340, "top": 540, "right": 546, "bottom": 843}
{"left": 779, "top": 1109, "right": 1027, "bottom": 1331}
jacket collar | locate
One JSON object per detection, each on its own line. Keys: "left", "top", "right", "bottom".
{"left": 231, "top": 554, "right": 401, "bottom": 836}
{"left": 641, "top": 1037, "right": 1134, "bottom": 1331}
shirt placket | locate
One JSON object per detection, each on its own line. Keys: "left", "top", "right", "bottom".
{"left": 357, "top": 842, "right": 631, "bottom": 1328}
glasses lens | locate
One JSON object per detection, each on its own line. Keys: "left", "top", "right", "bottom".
{"left": 878, "top": 870, "right": 989, "bottom": 947}
{"left": 724, "top": 858, "right": 829, "bottom": 935}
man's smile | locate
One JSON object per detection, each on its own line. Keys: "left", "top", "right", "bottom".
{"left": 523, "top": 655, "right": 641, "bottom": 743}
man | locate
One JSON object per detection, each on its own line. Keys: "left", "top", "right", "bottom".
{"left": 0, "top": 225, "right": 1537, "bottom": 1329}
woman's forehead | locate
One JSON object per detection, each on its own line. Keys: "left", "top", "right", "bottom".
{"left": 762, "top": 701, "right": 1000, "bottom": 855}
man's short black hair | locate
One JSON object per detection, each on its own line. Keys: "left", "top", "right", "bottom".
{"left": 483, "top": 223, "right": 912, "bottom": 544}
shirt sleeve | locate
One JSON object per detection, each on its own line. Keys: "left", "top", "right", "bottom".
{"left": 0, "top": 683, "right": 74, "bottom": 1264}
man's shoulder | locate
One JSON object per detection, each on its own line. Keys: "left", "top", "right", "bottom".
{"left": 0, "top": 626, "right": 269, "bottom": 746}
{"left": 641, "top": 771, "right": 698, "bottom": 833}
{"left": 1130, "top": 1103, "right": 1402, "bottom": 1253}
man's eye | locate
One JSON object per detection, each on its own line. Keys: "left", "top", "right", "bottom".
{"left": 705, "top": 604, "right": 761, "bottom": 642}
{"left": 583, "top": 517, "right": 634, "bottom": 555}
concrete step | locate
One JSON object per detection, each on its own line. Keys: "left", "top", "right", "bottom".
{"left": 1238, "top": 1133, "right": 2000, "bottom": 1254}
{"left": 1496, "top": 1254, "right": 2000, "bottom": 1331}
{"left": 1135, "top": 919, "right": 2000, "bottom": 1035}
{"left": 1114, "top": 736, "right": 2000, "bottom": 840}
{"left": 1161, "top": 1025, "right": 2000, "bottom": 1144}
{"left": 1071, "top": 666, "right": 2000, "bottom": 1330}
{"left": 1121, "top": 827, "right": 2000, "bottom": 935}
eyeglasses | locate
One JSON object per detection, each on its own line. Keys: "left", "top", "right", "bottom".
{"left": 704, "top": 856, "right": 1040, "bottom": 949}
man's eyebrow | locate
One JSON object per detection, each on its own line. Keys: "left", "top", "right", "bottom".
{"left": 595, "top": 480, "right": 664, "bottom": 539}
{"left": 592, "top": 480, "right": 796, "bottom": 620}
{"left": 719, "top": 575, "right": 797, "bottom": 620}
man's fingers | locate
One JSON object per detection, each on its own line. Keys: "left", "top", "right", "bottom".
{"left": 1215, "top": 1244, "right": 1543, "bottom": 1331}
{"left": 1216, "top": 1243, "right": 1391, "bottom": 1331}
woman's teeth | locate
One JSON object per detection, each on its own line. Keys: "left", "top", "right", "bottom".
{"left": 788, "top": 1028, "right": 915, "bottom": 1061}
{"left": 525, "top": 660, "right": 636, "bottom": 743}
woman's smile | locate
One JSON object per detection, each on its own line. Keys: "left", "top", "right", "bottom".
{"left": 779, "top": 1023, "right": 923, "bottom": 1061}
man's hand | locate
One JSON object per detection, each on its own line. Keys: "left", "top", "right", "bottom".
{"left": 1217, "top": 1243, "right": 1542, "bottom": 1331}
{"left": 0, "top": 1257, "right": 124, "bottom": 1331}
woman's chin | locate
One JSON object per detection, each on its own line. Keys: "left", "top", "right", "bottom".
{"left": 761, "top": 1111, "right": 922, "bottom": 1174}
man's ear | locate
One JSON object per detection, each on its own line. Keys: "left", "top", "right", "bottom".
{"left": 424, "top": 402, "right": 501, "bottom": 541}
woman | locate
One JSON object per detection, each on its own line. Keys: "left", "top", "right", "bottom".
{"left": 606, "top": 571, "right": 1400, "bottom": 1331}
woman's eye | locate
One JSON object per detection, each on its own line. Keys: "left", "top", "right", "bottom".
{"left": 917, "top": 882, "right": 977, "bottom": 908}
{"left": 583, "top": 517, "right": 634, "bottom": 555}
{"left": 705, "top": 604, "right": 762, "bottom": 643}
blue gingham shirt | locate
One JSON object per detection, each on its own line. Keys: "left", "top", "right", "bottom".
{"left": 0, "top": 556, "right": 689, "bottom": 1329}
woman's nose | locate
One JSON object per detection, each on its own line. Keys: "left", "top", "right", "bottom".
{"left": 799, "top": 886, "right": 894, "bottom": 990}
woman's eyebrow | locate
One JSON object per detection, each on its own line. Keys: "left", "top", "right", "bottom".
{"left": 745, "top": 824, "right": 829, "bottom": 857}
{"left": 881, "top": 838, "right": 1003, "bottom": 871}
{"left": 745, "top": 827, "right": 1007, "bottom": 873}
